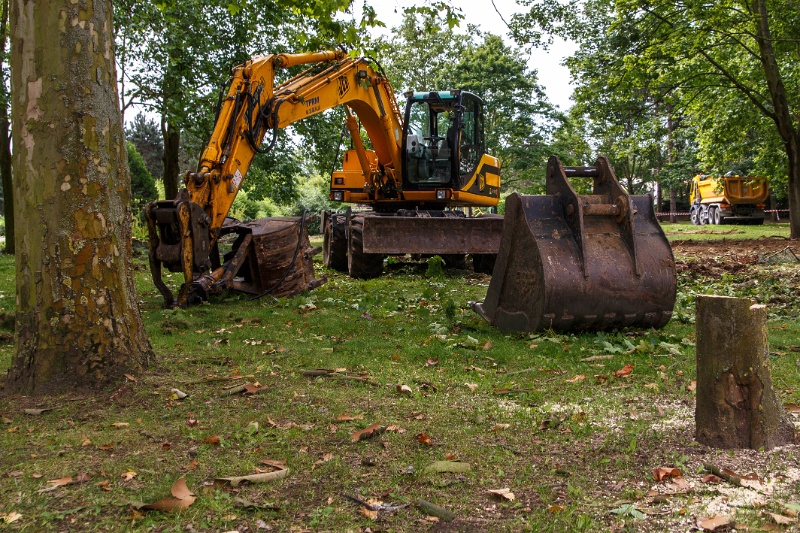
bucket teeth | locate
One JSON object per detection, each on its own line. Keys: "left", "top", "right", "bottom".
{"left": 474, "top": 156, "right": 676, "bottom": 333}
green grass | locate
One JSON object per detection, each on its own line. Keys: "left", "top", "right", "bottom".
{"left": 0, "top": 227, "right": 798, "bottom": 531}
{"left": 661, "top": 219, "right": 791, "bottom": 241}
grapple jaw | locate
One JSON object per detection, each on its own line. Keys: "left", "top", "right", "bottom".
{"left": 472, "top": 156, "right": 676, "bottom": 332}
{"left": 145, "top": 191, "right": 325, "bottom": 308}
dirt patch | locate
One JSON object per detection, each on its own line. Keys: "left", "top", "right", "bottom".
{"left": 672, "top": 238, "right": 799, "bottom": 278}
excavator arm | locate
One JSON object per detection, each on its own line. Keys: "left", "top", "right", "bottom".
{"left": 146, "top": 50, "right": 402, "bottom": 307}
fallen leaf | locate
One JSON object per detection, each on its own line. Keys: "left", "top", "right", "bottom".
{"left": 186, "top": 419, "right": 199, "bottom": 427}
{"left": 488, "top": 488, "right": 515, "bottom": 501}
{"left": 0, "top": 512, "right": 22, "bottom": 524}
{"left": 483, "top": 340, "right": 493, "bottom": 351}
{"left": 140, "top": 477, "right": 196, "bottom": 512}
{"left": 215, "top": 469, "right": 289, "bottom": 488}
{"left": 686, "top": 381, "right": 697, "bottom": 392}
{"left": 121, "top": 470, "right": 137, "bottom": 481}
{"left": 351, "top": 422, "right": 383, "bottom": 443}
{"left": 170, "top": 388, "right": 188, "bottom": 400}
{"left": 38, "top": 476, "right": 73, "bottom": 493}
{"left": 465, "top": 383, "right": 479, "bottom": 391}
{"left": 360, "top": 506, "right": 378, "bottom": 520}
{"left": 784, "top": 403, "right": 800, "bottom": 415}
{"left": 313, "top": 453, "right": 334, "bottom": 468}
{"left": 23, "top": 408, "right": 52, "bottom": 416}
{"left": 385, "top": 425, "right": 405, "bottom": 433}
{"left": 595, "top": 375, "right": 608, "bottom": 384}
{"left": 492, "top": 424, "right": 510, "bottom": 432}
{"left": 204, "top": 435, "right": 220, "bottom": 445}
{"left": 549, "top": 505, "right": 565, "bottom": 512}
{"left": 111, "top": 422, "right": 130, "bottom": 429}
{"left": 653, "top": 467, "right": 682, "bottom": 481}
{"left": 97, "top": 480, "right": 111, "bottom": 491}
{"left": 702, "top": 474, "right": 721, "bottom": 484}
{"left": 614, "top": 364, "right": 634, "bottom": 377}
{"left": 566, "top": 375, "right": 586, "bottom": 383}
{"left": 124, "top": 374, "right": 138, "bottom": 382}
{"left": 697, "top": 515, "right": 729, "bottom": 531}
{"left": 769, "top": 513, "right": 797, "bottom": 525}
{"left": 425, "top": 358, "right": 439, "bottom": 367}
{"left": 336, "top": 414, "right": 364, "bottom": 422}
{"left": 417, "top": 433, "right": 433, "bottom": 446}
{"left": 396, "top": 384, "right": 413, "bottom": 394}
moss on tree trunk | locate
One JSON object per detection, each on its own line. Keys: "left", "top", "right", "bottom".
{"left": 6, "top": 0, "right": 153, "bottom": 394}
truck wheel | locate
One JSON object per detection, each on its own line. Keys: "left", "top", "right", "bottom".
{"left": 690, "top": 208, "right": 699, "bottom": 225}
{"left": 347, "top": 215, "right": 384, "bottom": 279}
{"left": 323, "top": 214, "right": 348, "bottom": 272}
{"left": 699, "top": 208, "right": 707, "bottom": 225}
{"left": 713, "top": 208, "right": 722, "bottom": 225}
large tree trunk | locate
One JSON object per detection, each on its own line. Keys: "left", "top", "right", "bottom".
{"left": 752, "top": 0, "right": 800, "bottom": 238}
{"left": 162, "top": 118, "right": 180, "bottom": 200}
{"left": 1, "top": 0, "right": 13, "bottom": 254}
{"left": 695, "top": 295, "right": 795, "bottom": 450}
{"left": 6, "top": 0, "right": 152, "bottom": 394}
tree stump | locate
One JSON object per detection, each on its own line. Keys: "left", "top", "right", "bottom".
{"left": 695, "top": 295, "right": 795, "bottom": 450}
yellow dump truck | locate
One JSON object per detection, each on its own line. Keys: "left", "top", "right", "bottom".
{"left": 689, "top": 174, "right": 769, "bottom": 225}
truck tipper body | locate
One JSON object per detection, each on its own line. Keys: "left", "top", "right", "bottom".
{"left": 689, "top": 174, "right": 768, "bottom": 225}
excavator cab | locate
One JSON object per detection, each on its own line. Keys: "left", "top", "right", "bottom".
{"left": 402, "top": 90, "right": 484, "bottom": 194}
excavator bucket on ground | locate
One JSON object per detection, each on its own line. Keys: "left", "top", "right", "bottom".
{"left": 471, "top": 156, "right": 676, "bottom": 332}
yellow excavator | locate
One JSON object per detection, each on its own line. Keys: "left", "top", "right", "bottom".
{"left": 146, "top": 49, "right": 676, "bottom": 333}
{"left": 145, "top": 49, "right": 502, "bottom": 308}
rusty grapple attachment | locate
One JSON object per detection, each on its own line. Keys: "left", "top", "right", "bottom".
{"left": 146, "top": 192, "right": 325, "bottom": 308}
{"left": 472, "top": 155, "right": 676, "bottom": 332}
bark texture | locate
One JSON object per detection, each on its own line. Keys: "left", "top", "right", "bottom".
{"left": 7, "top": 0, "right": 152, "bottom": 393}
{"left": 695, "top": 295, "right": 795, "bottom": 450}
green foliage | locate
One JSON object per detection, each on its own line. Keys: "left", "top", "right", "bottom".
{"left": 425, "top": 255, "right": 446, "bottom": 278}
{"left": 126, "top": 141, "right": 158, "bottom": 214}
{"left": 125, "top": 112, "right": 164, "bottom": 180}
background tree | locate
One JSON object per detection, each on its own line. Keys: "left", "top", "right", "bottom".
{"left": 7, "top": 0, "right": 152, "bottom": 393}
{"left": 512, "top": 0, "right": 800, "bottom": 235}
{"left": 125, "top": 112, "right": 164, "bottom": 182}
{"left": 0, "top": 0, "right": 12, "bottom": 253}
{"left": 126, "top": 141, "right": 158, "bottom": 214}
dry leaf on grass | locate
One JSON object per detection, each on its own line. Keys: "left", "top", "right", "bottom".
{"left": 23, "top": 408, "right": 52, "bottom": 416}
{"left": 396, "top": 384, "right": 413, "bottom": 394}
{"left": 417, "top": 433, "right": 433, "bottom": 446}
{"left": 0, "top": 512, "right": 22, "bottom": 524}
{"left": 336, "top": 414, "right": 364, "bottom": 421}
{"left": 696, "top": 515, "right": 729, "bottom": 531}
{"left": 653, "top": 467, "right": 682, "bottom": 481}
{"left": 465, "top": 383, "right": 479, "bottom": 391}
{"left": 350, "top": 423, "right": 383, "bottom": 442}
{"left": 204, "top": 435, "right": 220, "bottom": 445}
{"left": 139, "top": 477, "right": 196, "bottom": 512}
{"left": 768, "top": 512, "right": 797, "bottom": 525}
{"left": 214, "top": 468, "right": 289, "bottom": 488}
{"left": 37, "top": 476, "right": 73, "bottom": 493}
{"left": 566, "top": 375, "right": 586, "bottom": 383}
{"left": 121, "top": 470, "right": 137, "bottom": 481}
{"left": 111, "top": 422, "right": 129, "bottom": 429}
{"left": 614, "top": 364, "right": 634, "bottom": 377}
{"left": 488, "top": 488, "right": 515, "bottom": 501}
